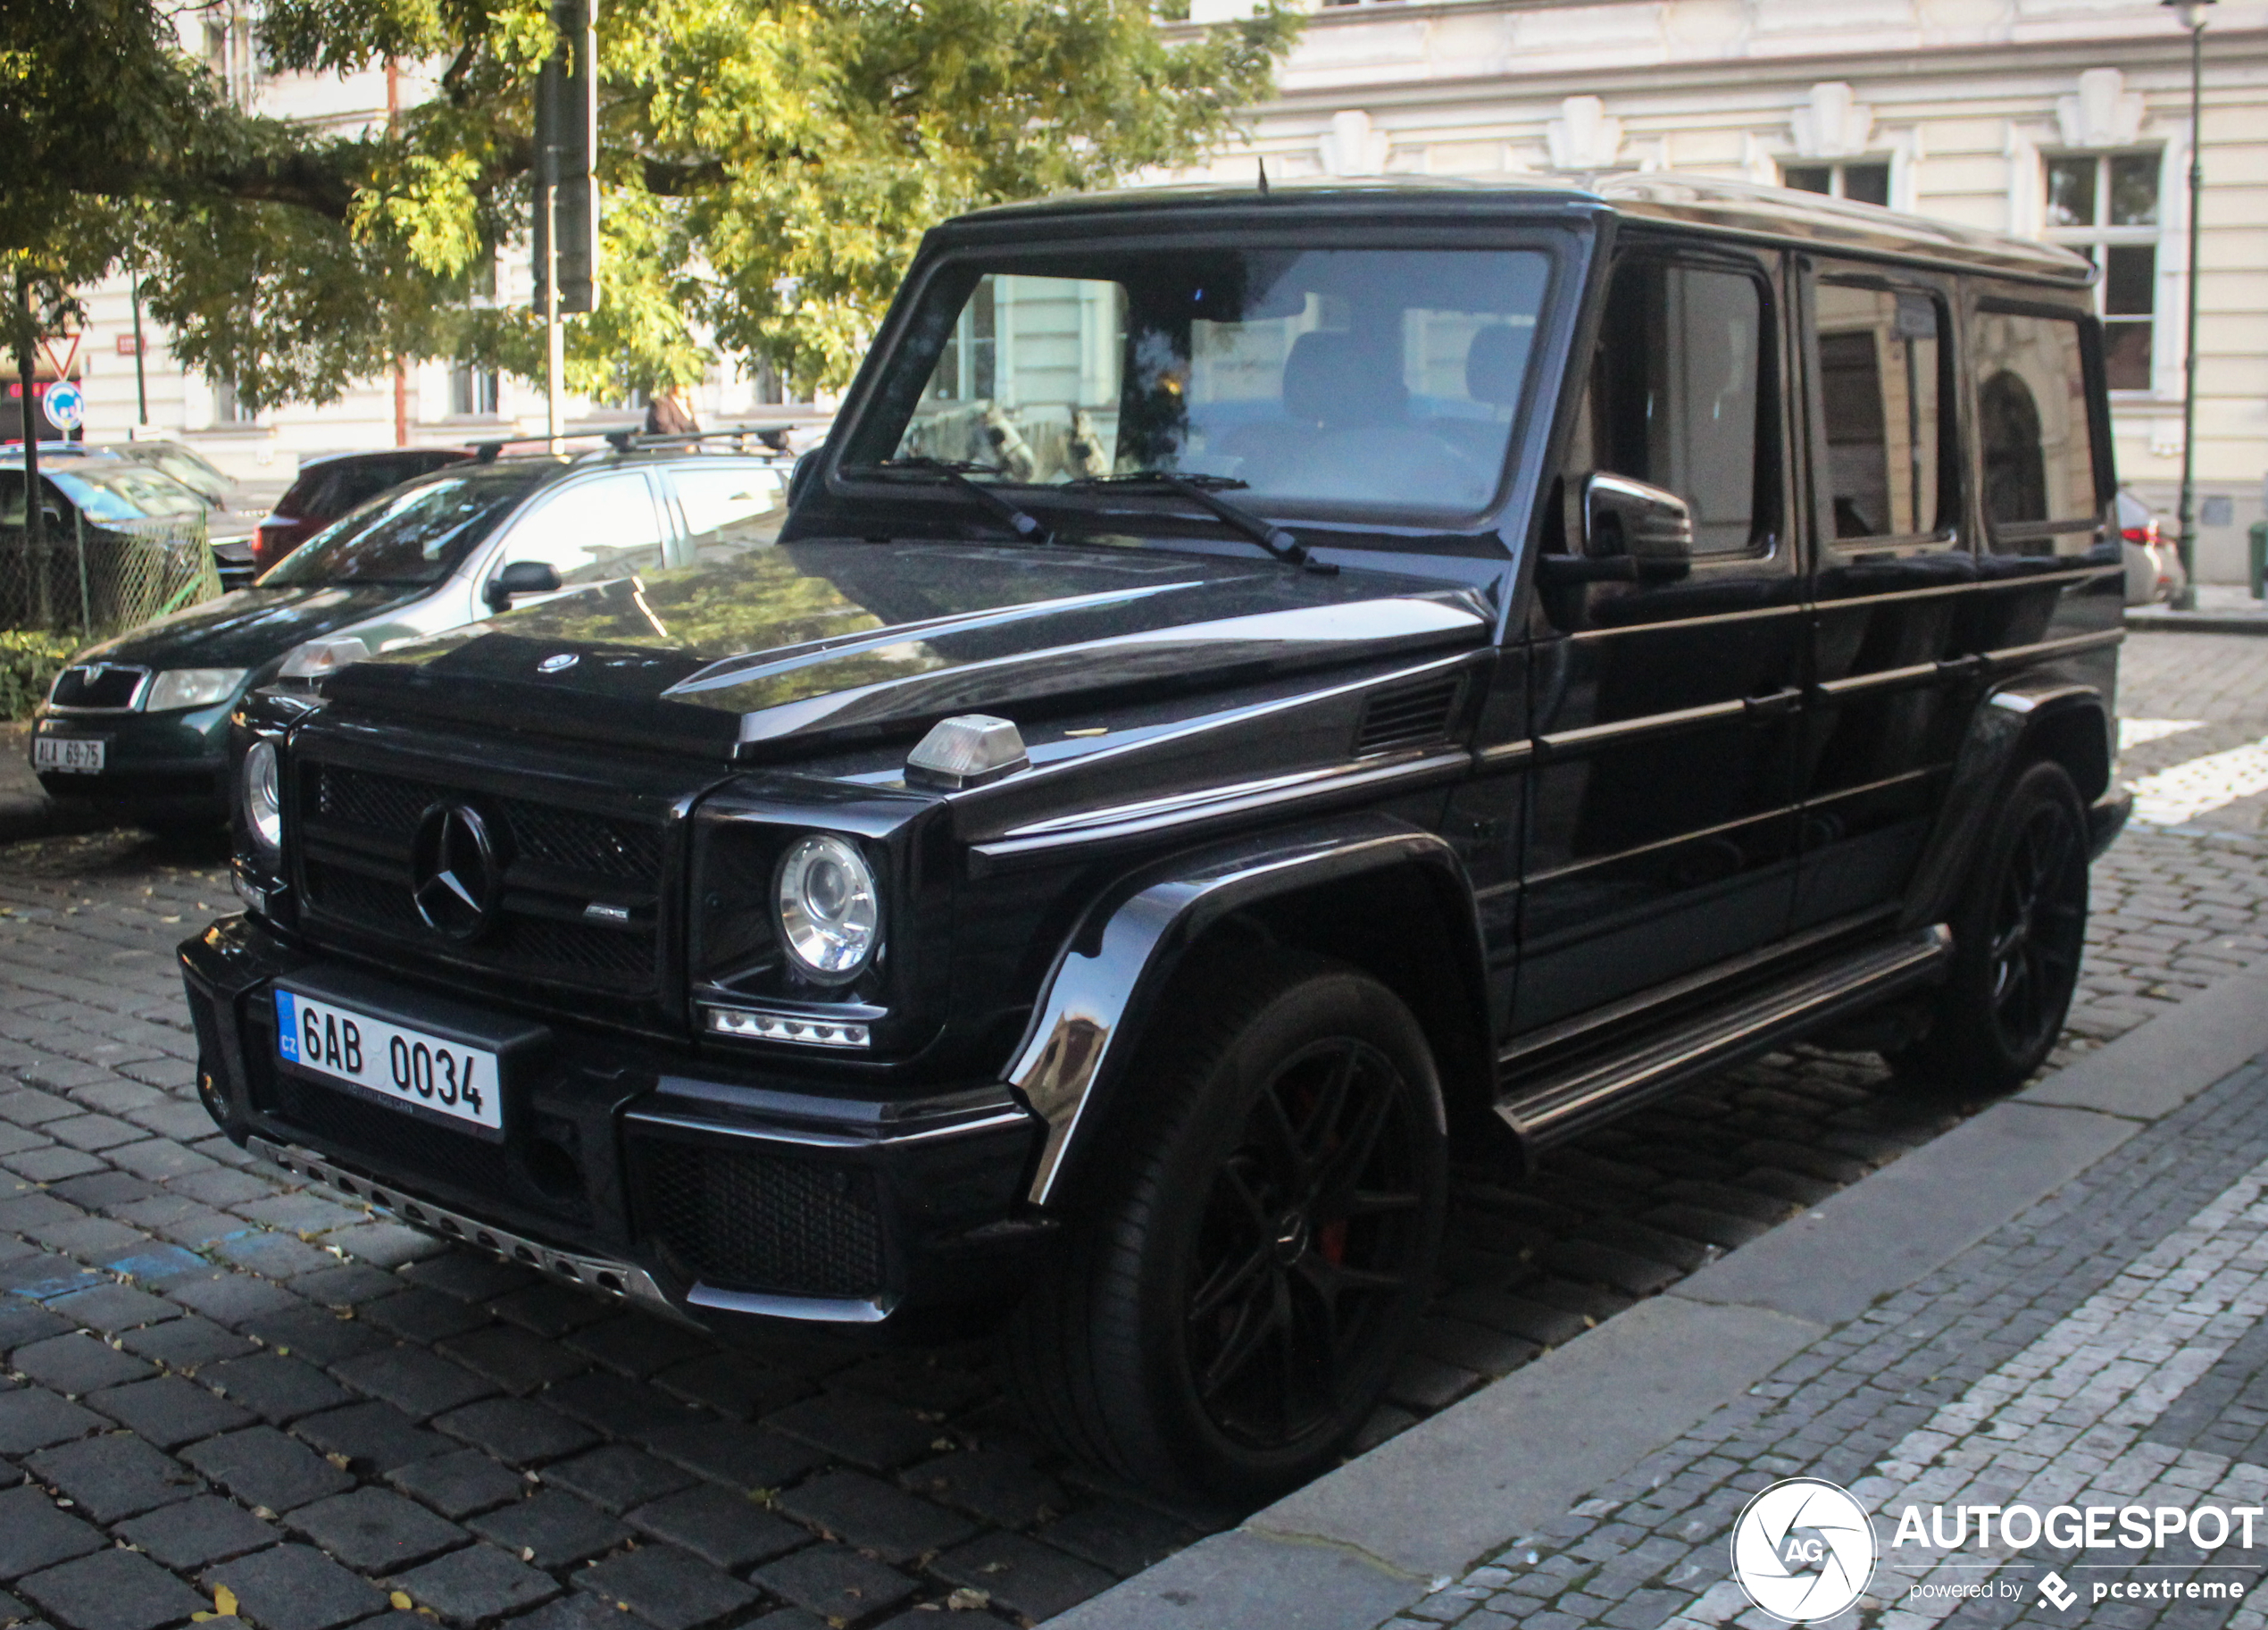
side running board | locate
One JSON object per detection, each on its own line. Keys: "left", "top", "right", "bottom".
{"left": 1497, "top": 924, "right": 1952, "bottom": 1147}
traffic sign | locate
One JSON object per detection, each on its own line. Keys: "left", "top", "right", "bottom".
{"left": 42, "top": 380, "right": 84, "bottom": 431}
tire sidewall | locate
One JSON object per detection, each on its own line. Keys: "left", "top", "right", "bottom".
{"left": 1947, "top": 758, "right": 2089, "bottom": 1082}
{"left": 1127, "top": 965, "right": 1447, "bottom": 1497}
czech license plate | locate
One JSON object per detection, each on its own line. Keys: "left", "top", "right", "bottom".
{"left": 275, "top": 988, "right": 502, "bottom": 1131}
{"left": 32, "top": 735, "right": 106, "bottom": 773}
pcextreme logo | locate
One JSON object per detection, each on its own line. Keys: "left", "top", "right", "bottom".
{"left": 1730, "top": 1479, "right": 1877, "bottom": 1623}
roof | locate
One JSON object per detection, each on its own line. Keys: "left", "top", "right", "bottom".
{"left": 954, "top": 171, "right": 2094, "bottom": 287}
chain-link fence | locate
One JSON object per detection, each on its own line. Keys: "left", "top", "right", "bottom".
{"left": 0, "top": 511, "right": 220, "bottom": 637}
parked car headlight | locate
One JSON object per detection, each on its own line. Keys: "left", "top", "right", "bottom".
{"left": 773, "top": 834, "right": 880, "bottom": 982}
{"left": 145, "top": 668, "right": 248, "bottom": 712}
{"left": 279, "top": 636, "right": 370, "bottom": 681}
{"left": 243, "top": 740, "right": 282, "bottom": 855}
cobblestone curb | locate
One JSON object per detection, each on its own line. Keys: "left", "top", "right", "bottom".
{"left": 1044, "top": 955, "right": 2268, "bottom": 1629}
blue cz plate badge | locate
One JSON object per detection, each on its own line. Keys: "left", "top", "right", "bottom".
{"left": 275, "top": 989, "right": 504, "bottom": 1132}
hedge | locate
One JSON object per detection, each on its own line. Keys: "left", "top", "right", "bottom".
{"left": 1, "top": 630, "right": 82, "bottom": 721}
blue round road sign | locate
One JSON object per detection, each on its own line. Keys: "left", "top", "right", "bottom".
{"left": 42, "top": 381, "right": 83, "bottom": 431}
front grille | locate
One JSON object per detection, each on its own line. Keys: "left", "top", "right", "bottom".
{"left": 296, "top": 758, "right": 664, "bottom": 997}
{"left": 50, "top": 664, "right": 149, "bottom": 711}
{"left": 630, "top": 1137, "right": 884, "bottom": 1299}
{"left": 314, "top": 763, "right": 433, "bottom": 835}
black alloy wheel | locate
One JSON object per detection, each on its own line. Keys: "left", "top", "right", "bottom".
{"left": 1006, "top": 952, "right": 1446, "bottom": 1500}
{"left": 1186, "top": 1034, "right": 1431, "bottom": 1450}
{"left": 1981, "top": 787, "right": 2089, "bottom": 1063}
{"left": 1890, "top": 759, "right": 2089, "bottom": 1093}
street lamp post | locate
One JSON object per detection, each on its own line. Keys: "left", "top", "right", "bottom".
{"left": 2164, "top": 0, "right": 2213, "bottom": 610}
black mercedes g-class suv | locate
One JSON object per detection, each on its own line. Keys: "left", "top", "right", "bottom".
{"left": 182, "top": 174, "right": 2126, "bottom": 1500}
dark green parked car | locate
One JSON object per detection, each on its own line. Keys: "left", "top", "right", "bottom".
{"left": 29, "top": 442, "right": 791, "bottom": 832}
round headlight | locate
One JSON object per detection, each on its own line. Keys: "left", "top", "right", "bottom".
{"left": 773, "top": 834, "right": 880, "bottom": 982}
{"left": 243, "top": 740, "right": 282, "bottom": 855}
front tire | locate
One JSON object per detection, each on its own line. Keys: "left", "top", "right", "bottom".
{"left": 1006, "top": 953, "right": 1447, "bottom": 1501}
{"left": 1890, "top": 759, "right": 2089, "bottom": 1093}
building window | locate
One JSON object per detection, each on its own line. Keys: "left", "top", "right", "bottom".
{"left": 1783, "top": 162, "right": 1890, "bottom": 208}
{"left": 2042, "top": 152, "right": 2158, "bottom": 392}
{"left": 449, "top": 364, "right": 499, "bottom": 417}
{"left": 213, "top": 380, "right": 257, "bottom": 425}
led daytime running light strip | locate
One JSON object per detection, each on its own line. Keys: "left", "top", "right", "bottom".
{"left": 705, "top": 1006, "right": 871, "bottom": 1049}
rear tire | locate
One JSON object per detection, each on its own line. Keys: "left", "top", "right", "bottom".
{"left": 1005, "top": 952, "right": 1447, "bottom": 1501}
{"left": 1889, "top": 759, "right": 2089, "bottom": 1094}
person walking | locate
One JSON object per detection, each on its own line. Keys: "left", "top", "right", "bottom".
{"left": 644, "top": 382, "right": 699, "bottom": 438}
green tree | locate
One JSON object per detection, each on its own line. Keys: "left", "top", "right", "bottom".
{"left": 4, "top": 0, "right": 1297, "bottom": 409}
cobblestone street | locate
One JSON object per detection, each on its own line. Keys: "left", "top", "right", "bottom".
{"left": 4, "top": 630, "right": 2266, "bottom": 1630}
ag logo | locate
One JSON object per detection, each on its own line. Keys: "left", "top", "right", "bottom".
{"left": 1730, "top": 1477, "right": 1876, "bottom": 1623}
{"left": 2039, "top": 1571, "right": 2078, "bottom": 1611}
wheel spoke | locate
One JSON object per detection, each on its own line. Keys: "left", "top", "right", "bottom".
{"left": 1343, "top": 1187, "right": 1422, "bottom": 1217}
{"left": 1197, "top": 1273, "right": 1287, "bottom": 1402}
{"left": 1189, "top": 1240, "right": 1273, "bottom": 1323}
{"left": 1309, "top": 1071, "right": 1399, "bottom": 1216}
{"left": 1253, "top": 1084, "right": 1311, "bottom": 1192}
{"left": 1299, "top": 1048, "right": 1360, "bottom": 1167}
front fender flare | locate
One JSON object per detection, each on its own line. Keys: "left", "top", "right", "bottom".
{"left": 1900, "top": 681, "right": 2113, "bottom": 933}
{"left": 1006, "top": 811, "right": 1484, "bottom": 1207}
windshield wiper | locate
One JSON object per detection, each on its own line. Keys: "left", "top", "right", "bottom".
{"left": 1064, "top": 473, "right": 1335, "bottom": 574}
{"left": 842, "top": 456, "right": 1054, "bottom": 546}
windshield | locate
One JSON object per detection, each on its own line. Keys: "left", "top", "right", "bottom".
{"left": 263, "top": 468, "right": 546, "bottom": 587}
{"left": 850, "top": 247, "right": 1554, "bottom": 521}
{"left": 43, "top": 465, "right": 209, "bottom": 522}
{"left": 137, "top": 450, "right": 231, "bottom": 506}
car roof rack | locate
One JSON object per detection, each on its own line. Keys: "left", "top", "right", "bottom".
{"left": 468, "top": 435, "right": 600, "bottom": 463}
{"left": 590, "top": 427, "right": 792, "bottom": 461}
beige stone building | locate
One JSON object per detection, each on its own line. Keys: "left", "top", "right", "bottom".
{"left": 1163, "top": 0, "right": 2268, "bottom": 581}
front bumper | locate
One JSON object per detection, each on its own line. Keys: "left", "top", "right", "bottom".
{"left": 32, "top": 703, "right": 232, "bottom": 818}
{"left": 180, "top": 915, "right": 1049, "bottom": 1339}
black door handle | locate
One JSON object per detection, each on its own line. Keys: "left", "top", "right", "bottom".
{"left": 1743, "top": 688, "right": 1805, "bottom": 722}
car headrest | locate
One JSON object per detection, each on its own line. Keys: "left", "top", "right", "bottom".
{"left": 1465, "top": 323, "right": 1530, "bottom": 409}
{"left": 1282, "top": 330, "right": 1407, "bottom": 430}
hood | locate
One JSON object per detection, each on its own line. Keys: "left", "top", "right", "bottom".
{"left": 74, "top": 584, "right": 421, "bottom": 672}
{"left": 329, "top": 540, "right": 1494, "bottom": 759}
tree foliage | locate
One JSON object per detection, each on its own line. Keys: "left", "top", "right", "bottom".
{"left": 4, "top": 0, "right": 1296, "bottom": 408}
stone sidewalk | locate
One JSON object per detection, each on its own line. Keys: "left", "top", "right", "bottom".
{"left": 1090, "top": 961, "right": 2268, "bottom": 1630}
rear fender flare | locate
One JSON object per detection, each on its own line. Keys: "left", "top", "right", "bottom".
{"left": 1007, "top": 811, "right": 1487, "bottom": 1207}
{"left": 1900, "top": 681, "right": 2111, "bottom": 932}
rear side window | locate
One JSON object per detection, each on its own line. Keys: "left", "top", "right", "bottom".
{"left": 495, "top": 472, "right": 668, "bottom": 585}
{"left": 1969, "top": 308, "right": 2101, "bottom": 553}
{"left": 1577, "top": 257, "right": 1773, "bottom": 555}
{"left": 673, "top": 464, "right": 788, "bottom": 535}
{"left": 1812, "top": 280, "right": 1950, "bottom": 542}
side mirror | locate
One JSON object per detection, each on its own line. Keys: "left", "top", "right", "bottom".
{"left": 485, "top": 559, "right": 562, "bottom": 613}
{"left": 1583, "top": 472, "right": 1694, "bottom": 565}
{"left": 787, "top": 448, "right": 821, "bottom": 509}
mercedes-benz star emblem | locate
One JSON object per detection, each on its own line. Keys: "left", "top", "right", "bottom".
{"left": 410, "top": 803, "right": 503, "bottom": 940}
{"left": 538, "top": 652, "right": 579, "bottom": 673}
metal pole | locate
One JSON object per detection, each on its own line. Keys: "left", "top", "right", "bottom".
{"left": 2173, "top": 13, "right": 2205, "bottom": 609}
{"left": 14, "top": 268, "right": 51, "bottom": 627}
{"left": 544, "top": 153, "right": 564, "bottom": 451}
{"left": 129, "top": 271, "right": 149, "bottom": 427}
{"left": 73, "top": 504, "right": 89, "bottom": 633}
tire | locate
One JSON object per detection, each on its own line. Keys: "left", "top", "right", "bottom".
{"left": 1889, "top": 759, "right": 2089, "bottom": 1093}
{"left": 1005, "top": 952, "right": 1447, "bottom": 1501}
